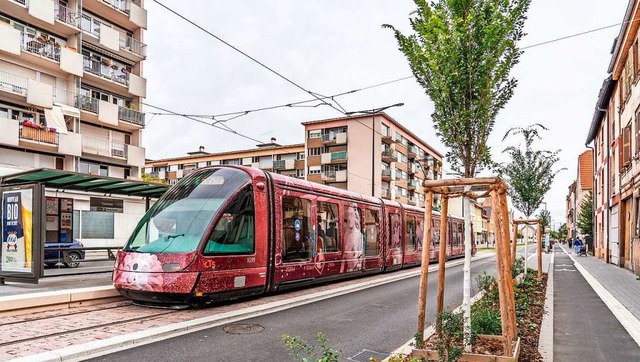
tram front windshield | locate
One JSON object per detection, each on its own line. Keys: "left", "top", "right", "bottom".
{"left": 124, "top": 168, "right": 250, "bottom": 254}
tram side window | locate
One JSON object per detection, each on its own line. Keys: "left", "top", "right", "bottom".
{"left": 433, "top": 218, "right": 440, "bottom": 246}
{"left": 364, "top": 209, "right": 380, "bottom": 256}
{"left": 456, "top": 223, "right": 464, "bottom": 246}
{"left": 406, "top": 216, "right": 416, "bottom": 251}
{"left": 317, "top": 201, "right": 339, "bottom": 253}
{"left": 282, "top": 196, "right": 311, "bottom": 262}
{"left": 389, "top": 213, "right": 401, "bottom": 249}
{"left": 204, "top": 186, "right": 255, "bottom": 255}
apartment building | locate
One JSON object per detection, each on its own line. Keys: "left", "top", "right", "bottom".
{"left": 585, "top": 0, "right": 640, "bottom": 274}
{"left": 302, "top": 113, "right": 443, "bottom": 208}
{"left": 566, "top": 181, "right": 577, "bottom": 240}
{"left": 145, "top": 142, "right": 306, "bottom": 185}
{"left": 565, "top": 150, "right": 593, "bottom": 241}
{"left": 0, "top": 0, "right": 148, "bottom": 247}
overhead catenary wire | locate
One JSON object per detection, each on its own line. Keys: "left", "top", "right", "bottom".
{"left": 149, "top": 0, "right": 344, "bottom": 115}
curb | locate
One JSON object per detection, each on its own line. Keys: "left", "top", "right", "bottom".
{"left": 13, "top": 253, "right": 497, "bottom": 362}
{"left": 0, "top": 286, "right": 121, "bottom": 316}
{"left": 538, "top": 245, "right": 554, "bottom": 361}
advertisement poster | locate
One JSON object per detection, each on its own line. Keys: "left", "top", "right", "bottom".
{"left": 2, "top": 189, "right": 33, "bottom": 272}
{"left": 45, "top": 197, "right": 58, "bottom": 215}
{"left": 60, "top": 213, "right": 72, "bottom": 230}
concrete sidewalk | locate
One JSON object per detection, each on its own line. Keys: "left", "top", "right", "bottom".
{"left": 0, "top": 273, "right": 112, "bottom": 298}
{"left": 553, "top": 245, "right": 640, "bottom": 361}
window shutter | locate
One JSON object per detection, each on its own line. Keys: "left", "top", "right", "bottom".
{"left": 634, "top": 40, "right": 639, "bottom": 79}
{"left": 623, "top": 125, "right": 632, "bottom": 167}
{"left": 636, "top": 109, "right": 640, "bottom": 155}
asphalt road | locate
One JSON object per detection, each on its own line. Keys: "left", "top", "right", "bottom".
{"left": 89, "top": 248, "right": 537, "bottom": 362}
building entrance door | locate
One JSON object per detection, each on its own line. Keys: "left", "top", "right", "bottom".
{"left": 610, "top": 205, "right": 619, "bottom": 265}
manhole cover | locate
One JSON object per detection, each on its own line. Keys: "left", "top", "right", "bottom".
{"left": 222, "top": 323, "right": 265, "bottom": 334}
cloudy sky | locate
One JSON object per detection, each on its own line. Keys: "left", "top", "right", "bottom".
{"left": 142, "top": 0, "right": 629, "bottom": 226}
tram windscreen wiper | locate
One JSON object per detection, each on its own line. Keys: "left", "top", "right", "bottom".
{"left": 164, "top": 233, "right": 185, "bottom": 240}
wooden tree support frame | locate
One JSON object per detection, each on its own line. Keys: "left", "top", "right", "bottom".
{"left": 416, "top": 177, "right": 517, "bottom": 357}
{"left": 512, "top": 218, "right": 543, "bottom": 280}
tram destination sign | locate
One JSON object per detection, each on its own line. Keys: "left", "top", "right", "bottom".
{"left": 90, "top": 197, "right": 124, "bottom": 213}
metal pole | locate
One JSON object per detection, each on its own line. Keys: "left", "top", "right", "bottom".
{"left": 372, "top": 113, "right": 375, "bottom": 196}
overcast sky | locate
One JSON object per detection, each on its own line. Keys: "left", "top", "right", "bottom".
{"left": 142, "top": 0, "right": 629, "bottom": 226}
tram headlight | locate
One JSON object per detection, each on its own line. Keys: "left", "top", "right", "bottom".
{"left": 162, "top": 263, "right": 182, "bottom": 272}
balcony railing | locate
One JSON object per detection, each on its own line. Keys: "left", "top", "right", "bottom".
{"left": 76, "top": 95, "right": 99, "bottom": 113}
{"left": 381, "top": 169, "right": 391, "bottom": 178}
{"left": 118, "top": 106, "right": 145, "bottom": 126}
{"left": 101, "top": 0, "right": 131, "bottom": 13}
{"left": 120, "top": 34, "right": 147, "bottom": 57}
{"left": 273, "top": 160, "right": 286, "bottom": 169}
{"left": 21, "top": 33, "right": 61, "bottom": 62}
{"left": 20, "top": 125, "right": 59, "bottom": 145}
{"left": 331, "top": 151, "right": 347, "bottom": 161}
{"left": 53, "top": 87, "right": 76, "bottom": 105}
{"left": 82, "top": 134, "right": 127, "bottom": 158}
{"left": 83, "top": 56, "right": 129, "bottom": 85}
{"left": 54, "top": 2, "right": 80, "bottom": 28}
{"left": 0, "top": 70, "right": 28, "bottom": 95}
{"left": 321, "top": 171, "right": 336, "bottom": 180}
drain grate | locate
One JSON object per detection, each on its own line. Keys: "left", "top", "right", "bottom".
{"left": 348, "top": 349, "right": 390, "bottom": 362}
{"left": 222, "top": 323, "right": 265, "bottom": 335}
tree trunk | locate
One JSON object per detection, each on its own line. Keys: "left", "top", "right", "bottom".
{"left": 463, "top": 195, "right": 472, "bottom": 352}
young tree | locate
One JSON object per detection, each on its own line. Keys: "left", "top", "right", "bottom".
{"left": 558, "top": 224, "right": 568, "bottom": 241}
{"left": 142, "top": 172, "right": 167, "bottom": 184}
{"left": 384, "top": 0, "right": 531, "bottom": 349}
{"left": 538, "top": 209, "right": 550, "bottom": 232}
{"left": 578, "top": 190, "right": 594, "bottom": 236}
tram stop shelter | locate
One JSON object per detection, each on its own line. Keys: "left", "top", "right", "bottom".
{"left": 0, "top": 168, "right": 169, "bottom": 284}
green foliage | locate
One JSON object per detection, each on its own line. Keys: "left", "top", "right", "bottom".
{"left": 558, "top": 224, "right": 568, "bottom": 240}
{"left": 475, "top": 272, "right": 497, "bottom": 294}
{"left": 282, "top": 332, "right": 340, "bottom": 362}
{"left": 383, "top": 0, "right": 531, "bottom": 177}
{"left": 516, "top": 232, "right": 524, "bottom": 239}
{"left": 538, "top": 209, "right": 550, "bottom": 231}
{"left": 141, "top": 172, "right": 167, "bottom": 184}
{"left": 435, "top": 311, "right": 465, "bottom": 362}
{"left": 471, "top": 308, "right": 502, "bottom": 336}
{"left": 578, "top": 190, "right": 594, "bottom": 236}
{"left": 550, "top": 230, "right": 559, "bottom": 239}
{"left": 512, "top": 256, "right": 525, "bottom": 278}
{"left": 413, "top": 332, "right": 425, "bottom": 349}
{"left": 498, "top": 124, "right": 563, "bottom": 217}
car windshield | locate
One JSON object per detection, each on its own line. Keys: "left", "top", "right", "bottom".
{"left": 124, "top": 168, "right": 250, "bottom": 253}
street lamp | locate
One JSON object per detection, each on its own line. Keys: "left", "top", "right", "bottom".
{"left": 345, "top": 103, "right": 405, "bottom": 195}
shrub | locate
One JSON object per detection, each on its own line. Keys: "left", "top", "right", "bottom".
{"left": 471, "top": 308, "right": 502, "bottom": 336}
{"left": 282, "top": 332, "right": 340, "bottom": 362}
{"left": 512, "top": 256, "right": 525, "bottom": 278}
{"left": 435, "top": 311, "right": 466, "bottom": 362}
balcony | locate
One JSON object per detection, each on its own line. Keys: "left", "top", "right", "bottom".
{"left": 82, "top": 134, "right": 127, "bottom": 158}
{"left": 322, "top": 132, "right": 347, "bottom": 145}
{"left": 76, "top": 95, "right": 99, "bottom": 113}
{"left": 80, "top": 12, "right": 147, "bottom": 59}
{"left": 54, "top": 2, "right": 80, "bottom": 28}
{"left": 382, "top": 150, "right": 397, "bottom": 163}
{"left": 408, "top": 145, "right": 417, "bottom": 159}
{"left": 19, "top": 125, "right": 58, "bottom": 146}
{"left": 408, "top": 180, "right": 417, "bottom": 191}
{"left": 331, "top": 151, "right": 347, "bottom": 162}
{"left": 0, "top": 70, "right": 28, "bottom": 96}
{"left": 321, "top": 170, "right": 347, "bottom": 183}
{"left": 100, "top": 0, "right": 131, "bottom": 14}
{"left": 408, "top": 163, "right": 417, "bottom": 175}
{"left": 118, "top": 106, "right": 145, "bottom": 126}
{"left": 83, "top": 56, "right": 130, "bottom": 86}
{"left": 408, "top": 197, "right": 417, "bottom": 206}
{"left": 273, "top": 160, "right": 286, "bottom": 169}
{"left": 381, "top": 188, "right": 391, "bottom": 200}
{"left": 20, "top": 33, "right": 61, "bottom": 63}
{"left": 381, "top": 131, "right": 394, "bottom": 144}
{"left": 381, "top": 169, "right": 392, "bottom": 182}
{"left": 82, "top": 0, "right": 147, "bottom": 32}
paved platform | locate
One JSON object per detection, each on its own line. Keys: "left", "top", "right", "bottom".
{"left": 0, "top": 273, "right": 112, "bottom": 298}
{"left": 553, "top": 245, "right": 640, "bottom": 361}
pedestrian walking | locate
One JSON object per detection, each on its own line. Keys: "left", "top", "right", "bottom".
{"left": 574, "top": 237, "right": 582, "bottom": 255}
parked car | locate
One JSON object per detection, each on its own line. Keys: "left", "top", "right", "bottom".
{"left": 44, "top": 240, "right": 85, "bottom": 268}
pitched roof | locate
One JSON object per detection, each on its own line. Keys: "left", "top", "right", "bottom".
{"left": 578, "top": 150, "right": 594, "bottom": 190}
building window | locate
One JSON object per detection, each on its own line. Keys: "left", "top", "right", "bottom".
{"left": 296, "top": 169, "right": 305, "bottom": 178}
{"left": 381, "top": 123, "right": 391, "bottom": 137}
{"left": 308, "top": 130, "right": 321, "bottom": 139}
{"left": 80, "top": 211, "right": 114, "bottom": 239}
{"left": 308, "top": 166, "right": 321, "bottom": 175}
{"left": 308, "top": 147, "right": 323, "bottom": 156}
{"left": 298, "top": 152, "right": 305, "bottom": 160}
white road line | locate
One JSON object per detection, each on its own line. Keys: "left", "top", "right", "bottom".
{"left": 561, "top": 247, "right": 640, "bottom": 348}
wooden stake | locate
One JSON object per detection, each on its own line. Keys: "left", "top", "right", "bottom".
{"left": 500, "top": 189, "right": 518, "bottom": 343}
{"left": 436, "top": 195, "right": 449, "bottom": 335}
{"left": 491, "top": 189, "right": 512, "bottom": 356}
{"left": 416, "top": 191, "right": 434, "bottom": 341}
{"left": 511, "top": 221, "right": 518, "bottom": 264}
{"left": 537, "top": 221, "right": 543, "bottom": 280}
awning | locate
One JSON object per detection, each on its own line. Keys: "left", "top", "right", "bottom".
{"left": 44, "top": 106, "right": 68, "bottom": 134}
{"left": 0, "top": 168, "right": 169, "bottom": 198}
{"left": 54, "top": 102, "right": 81, "bottom": 118}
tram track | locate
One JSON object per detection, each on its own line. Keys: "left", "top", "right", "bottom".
{"left": 0, "top": 301, "right": 131, "bottom": 327}
{"left": 0, "top": 304, "right": 179, "bottom": 348}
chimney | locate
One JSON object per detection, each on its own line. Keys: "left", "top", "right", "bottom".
{"left": 199, "top": 145, "right": 205, "bottom": 152}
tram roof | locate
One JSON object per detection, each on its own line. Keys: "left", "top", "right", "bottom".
{"left": 1, "top": 168, "right": 169, "bottom": 198}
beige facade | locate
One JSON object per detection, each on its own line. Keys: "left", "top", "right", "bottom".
{"left": 0, "top": 0, "right": 147, "bottom": 179}
{"left": 303, "top": 113, "right": 443, "bottom": 208}
{"left": 145, "top": 143, "right": 306, "bottom": 185}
